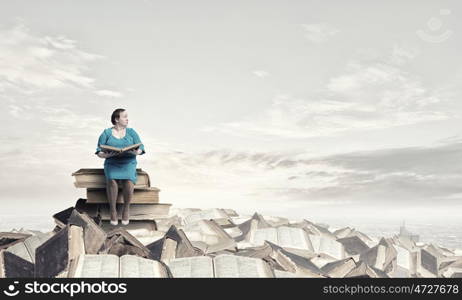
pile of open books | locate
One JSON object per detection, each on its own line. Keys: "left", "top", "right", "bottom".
{"left": 1, "top": 168, "right": 461, "bottom": 278}
{"left": 1, "top": 205, "right": 462, "bottom": 277}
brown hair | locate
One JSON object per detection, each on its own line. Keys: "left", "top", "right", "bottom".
{"left": 111, "top": 108, "right": 125, "bottom": 125}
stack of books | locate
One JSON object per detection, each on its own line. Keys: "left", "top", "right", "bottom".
{"left": 71, "top": 168, "right": 171, "bottom": 222}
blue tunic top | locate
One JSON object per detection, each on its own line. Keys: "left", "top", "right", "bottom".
{"left": 95, "top": 127, "right": 146, "bottom": 184}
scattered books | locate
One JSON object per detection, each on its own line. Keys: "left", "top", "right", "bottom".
{"left": 166, "top": 254, "right": 275, "bottom": 278}
{"left": 1, "top": 169, "right": 462, "bottom": 278}
{"left": 68, "top": 254, "right": 171, "bottom": 278}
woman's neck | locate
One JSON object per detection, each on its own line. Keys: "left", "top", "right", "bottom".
{"left": 113, "top": 125, "right": 126, "bottom": 131}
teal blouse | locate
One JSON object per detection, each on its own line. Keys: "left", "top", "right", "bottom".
{"left": 95, "top": 127, "right": 146, "bottom": 184}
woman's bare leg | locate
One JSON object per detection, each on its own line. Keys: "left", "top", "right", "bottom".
{"left": 106, "top": 179, "right": 118, "bottom": 222}
{"left": 122, "top": 179, "right": 134, "bottom": 221}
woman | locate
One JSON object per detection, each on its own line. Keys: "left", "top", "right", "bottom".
{"left": 95, "top": 108, "right": 146, "bottom": 226}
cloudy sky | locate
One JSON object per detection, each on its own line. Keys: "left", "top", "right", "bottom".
{"left": 1, "top": 0, "right": 461, "bottom": 224}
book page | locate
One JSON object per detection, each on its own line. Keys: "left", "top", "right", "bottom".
{"left": 100, "top": 145, "right": 122, "bottom": 152}
{"left": 223, "top": 226, "right": 242, "bottom": 238}
{"left": 213, "top": 254, "right": 273, "bottom": 278}
{"left": 22, "top": 232, "right": 54, "bottom": 263}
{"left": 182, "top": 220, "right": 235, "bottom": 252}
{"left": 322, "top": 259, "right": 356, "bottom": 278}
{"left": 120, "top": 255, "right": 167, "bottom": 278}
{"left": 73, "top": 254, "right": 119, "bottom": 278}
{"left": 277, "top": 226, "right": 310, "bottom": 250}
{"left": 5, "top": 242, "right": 31, "bottom": 262}
{"left": 68, "top": 226, "right": 85, "bottom": 263}
{"left": 78, "top": 213, "right": 107, "bottom": 254}
{"left": 160, "top": 238, "right": 177, "bottom": 262}
{"left": 100, "top": 143, "right": 141, "bottom": 154}
{"left": 395, "top": 245, "right": 411, "bottom": 269}
{"left": 121, "top": 143, "right": 141, "bottom": 152}
{"left": 311, "top": 235, "right": 344, "bottom": 260}
{"left": 250, "top": 228, "right": 278, "bottom": 246}
{"left": 167, "top": 256, "right": 213, "bottom": 278}
{"left": 0, "top": 250, "right": 4, "bottom": 278}
{"left": 184, "top": 209, "right": 228, "bottom": 225}
{"left": 274, "top": 269, "right": 297, "bottom": 278}
{"left": 308, "top": 234, "right": 321, "bottom": 253}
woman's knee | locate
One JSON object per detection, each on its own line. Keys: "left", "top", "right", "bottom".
{"left": 107, "top": 179, "right": 118, "bottom": 187}
{"left": 121, "top": 180, "right": 134, "bottom": 192}
{"left": 122, "top": 179, "right": 134, "bottom": 186}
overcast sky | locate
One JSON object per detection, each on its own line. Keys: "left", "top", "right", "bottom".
{"left": 1, "top": 0, "right": 461, "bottom": 223}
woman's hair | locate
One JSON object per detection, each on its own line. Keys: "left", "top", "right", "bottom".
{"left": 111, "top": 108, "right": 126, "bottom": 125}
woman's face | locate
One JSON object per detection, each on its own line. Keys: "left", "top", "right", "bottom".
{"left": 116, "top": 111, "right": 129, "bottom": 126}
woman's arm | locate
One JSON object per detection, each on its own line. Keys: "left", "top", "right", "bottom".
{"left": 95, "top": 129, "right": 107, "bottom": 156}
{"left": 130, "top": 128, "right": 146, "bottom": 155}
{"left": 95, "top": 129, "right": 117, "bottom": 158}
{"left": 97, "top": 151, "right": 118, "bottom": 158}
{"left": 126, "top": 149, "right": 143, "bottom": 156}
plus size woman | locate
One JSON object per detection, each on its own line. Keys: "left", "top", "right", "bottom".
{"left": 95, "top": 108, "right": 146, "bottom": 226}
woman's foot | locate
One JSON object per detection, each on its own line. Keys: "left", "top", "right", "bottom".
{"left": 110, "top": 205, "right": 119, "bottom": 224}
{"left": 110, "top": 219, "right": 118, "bottom": 226}
{"left": 121, "top": 219, "right": 129, "bottom": 225}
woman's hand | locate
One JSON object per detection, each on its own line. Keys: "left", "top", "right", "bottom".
{"left": 127, "top": 149, "right": 141, "bottom": 156}
{"left": 97, "top": 151, "right": 118, "bottom": 158}
{"left": 107, "top": 151, "right": 119, "bottom": 158}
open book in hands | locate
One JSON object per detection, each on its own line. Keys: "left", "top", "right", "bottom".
{"left": 99, "top": 143, "right": 142, "bottom": 156}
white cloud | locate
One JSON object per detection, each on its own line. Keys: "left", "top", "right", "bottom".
{"left": 252, "top": 70, "right": 269, "bottom": 78}
{"left": 0, "top": 22, "right": 123, "bottom": 149}
{"left": 95, "top": 89, "right": 124, "bottom": 98}
{"left": 204, "top": 46, "right": 453, "bottom": 139}
{"left": 390, "top": 44, "right": 418, "bottom": 65}
{"left": 8, "top": 103, "right": 33, "bottom": 120}
{"left": 0, "top": 23, "right": 103, "bottom": 92}
{"left": 122, "top": 142, "right": 462, "bottom": 218}
{"left": 301, "top": 23, "right": 339, "bottom": 43}
{"left": 39, "top": 106, "right": 106, "bottom": 130}
{"left": 44, "top": 35, "right": 77, "bottom": 50}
